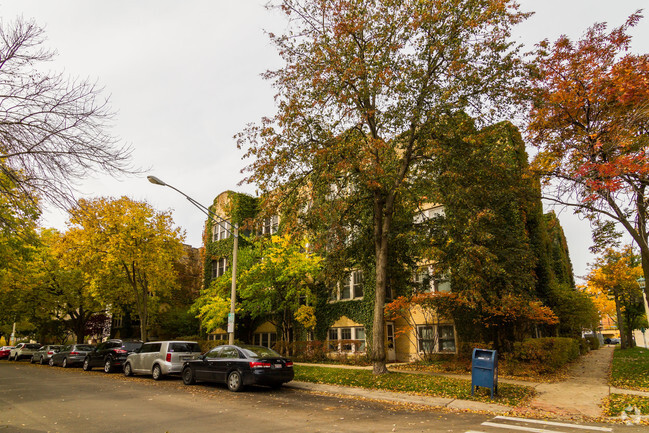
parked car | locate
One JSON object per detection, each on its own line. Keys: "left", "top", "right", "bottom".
{"left": 181, "top": 344, "right": 294, "bottom": 392}
{"left": 0, "top": 346, "right": 15, "bottom": 359}
{"left": 605, "top": 338, "right": 621, "bottom": 345}
{"left": 124, "top": 340, "right": 202, "bottom": 380}
{"left": 9, "top": 343, "right": 42, "bottom": 361}
{"left": 82, "top": 339, "right": 143, "bottom": 373}
{"left": 31, "top": 345, "right": 62, "bottom": 364}
{"left": 50, "top": 344, "right": 95, "bottom": 368}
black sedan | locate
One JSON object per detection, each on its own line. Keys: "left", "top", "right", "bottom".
{"left": 182, "top": 344, "right": 294, "bottom": 392}
{"left": 50, "top": 344, "right": 95, "bottom": 368}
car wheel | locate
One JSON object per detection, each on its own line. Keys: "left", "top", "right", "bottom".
{"left": 39, "top": 356, "right": 45, "bottom": 365}
{"left": 182, "top": 367, "right": 195, "bottom": 385}
{"left": 82, "top": 357, "right": 92, "bottom": 371}
{"left": 104, "top": 358, "right": 113, "bottom": 373}
{"left": 49, "top": 357, "right": 54, "bottom": 367}
{"left": 62, "top": 358, "right": 68, "bottom": 368}
{"left": 152, "top": 364, "right": 163, "bottom": 381}
{"left": 123, "top": 362, "right": 133, "bottom": 377}
{"left": 30, "top": 356, "right": 35, "bottom": 364}
{"left": 227, "top": 370, "right": 243, "bottom": 392}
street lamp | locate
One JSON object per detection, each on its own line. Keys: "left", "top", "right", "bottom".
{"left": 148, "top": 175, "right": 239, "bottom": 345}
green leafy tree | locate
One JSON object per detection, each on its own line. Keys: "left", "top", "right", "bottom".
{"left": 65, "top": 197, "right": 185, "bottom": 341}
{"left": 424, "top": 115, "right": 558, "bottom": 349}
{"left": 238, "top": 235, "right": 321, "bottom": 351}
{"left": 239, "top": 0, "right": 529, "bottom": 374}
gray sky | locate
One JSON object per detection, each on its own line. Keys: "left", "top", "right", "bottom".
{"left": 3, "top": 1, "right": 648, "bottom": 282}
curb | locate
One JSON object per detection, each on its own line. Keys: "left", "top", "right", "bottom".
{"left": 285, "top": 381, "right": 512, "bottom": 414}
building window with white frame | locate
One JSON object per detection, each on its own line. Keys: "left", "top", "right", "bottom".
{"left": 413, "top": 265, "right": 450, "bottom": 293}
{"left": 332, "top": 270, "right": 364, "bottom": 301}
{"left": 212, "top": 220, "right": 231, "bottom": 242}
{"left": 261, "top": 215, "right": 279, "bottom": 235}
{"left": 211, "top": 257, "right": 228, "bottom": 279}
{"left": 328, "top": 326, "right": 365, "bottom": 353}
{"left": 417, "top": 324, "right": 456, "bottom": 354}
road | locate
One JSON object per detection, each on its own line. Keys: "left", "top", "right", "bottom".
{"left": 0, "top": 360, "right": 643, "bottom": 433}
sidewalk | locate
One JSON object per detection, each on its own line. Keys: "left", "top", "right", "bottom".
{"left": 291, "top": 346, "right": 649, "bottom": 419}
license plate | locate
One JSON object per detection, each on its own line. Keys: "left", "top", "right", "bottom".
{"left": 274, "top": 363, "right": 282, "bottom": 369}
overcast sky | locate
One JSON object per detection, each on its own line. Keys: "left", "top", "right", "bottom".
{"left": 3, "top": 1, "right": 648, "bottom": 282}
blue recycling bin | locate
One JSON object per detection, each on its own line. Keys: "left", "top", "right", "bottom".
{"left": 471, "top": 348, "right": 498, "bottom": 399}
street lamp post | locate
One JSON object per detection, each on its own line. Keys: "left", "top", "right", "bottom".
{"left": 637, "top": 277, "right": 648, "bottom": 349}
{"left": 148, "top": 175, "right": 238, "bottom": 345}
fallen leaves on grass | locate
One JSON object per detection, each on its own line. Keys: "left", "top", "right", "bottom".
{"left": 294, "top": 365, "right": 534, "bottom": 407}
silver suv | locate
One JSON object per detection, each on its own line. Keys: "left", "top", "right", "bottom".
{"left": 9, "top": 343, "right": 42, "bottom": 361}
{"left": 123, "top": 341, "right": 202, "bottom": 380}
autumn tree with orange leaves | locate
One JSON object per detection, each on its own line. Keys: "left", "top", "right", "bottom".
{"left": 239, "top": 0, "right": 529, "bottom": 375}
{"left": 528, "top": 12, "right": 649, "bottom": 302}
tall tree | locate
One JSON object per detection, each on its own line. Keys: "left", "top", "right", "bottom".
{"left": 66, "top": 197, "right": 184, "bottom": 341}
{"left": 41, "top": 229, "right": 106, "bottom": 343}
{"left": 0, "top": 16, "right": 135, "bottom": 221}
{"left": 528, "top": 12, "right": 649, "bottom": 302}
{"left": 239, "top": 0, "right": 528, "bottom": 374}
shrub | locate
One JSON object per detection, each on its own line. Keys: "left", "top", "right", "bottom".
{"left": 510, "top": 337, "right": 580, "bottom": 374}
{"left": 586, "top": 335, "right": 600, "bottom": 351}
{"left": 578, "top": 338, "right": 590, "bottom": 355}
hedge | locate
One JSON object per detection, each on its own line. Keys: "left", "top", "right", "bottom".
{"left": 510, "top": 337, "right": 580, "bottom": 373}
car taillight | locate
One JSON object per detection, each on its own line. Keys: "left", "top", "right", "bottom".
{"left": 69, "top": 351, "right": 79, "bottom": 355}
{"left": 285, "top": 361, "right": 293, "bottom": 367}
{"left": 47, "top": 351, "right": 54, "bottom": 355}
{"left": 249, "top": 361, "right": 271, "bottom": 369}
{"left": 115, "top": 349, "right": 127, "bottom": 354}
{"left": 166, "top": 353, "right": 171, "bottom": 362}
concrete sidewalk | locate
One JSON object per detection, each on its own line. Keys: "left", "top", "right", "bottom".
{"left": 292, "top": 346, "right": 649, "bottom": 419}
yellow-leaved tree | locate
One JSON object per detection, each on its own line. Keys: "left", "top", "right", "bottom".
{"left": 585, "top": 246, "right": 646, "bottom": 349}
{"left": 66, "top": 197, "right": 185, "bottom": 341}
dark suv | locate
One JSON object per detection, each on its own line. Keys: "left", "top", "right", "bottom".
{"left": 82, "top": 339, "right": 143, "bottom": 373}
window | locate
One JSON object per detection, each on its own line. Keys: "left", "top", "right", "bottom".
{"left": 413, "top": 266, "right": 451, "bottom": 293}
{"left": 209, "top": 333, "right": 228, "bottom": 341}
{"left": 212, "top": 221, "right": 231, "bottom": 242}
{"left": 417, "top": 326, "right": 435, "bottom": 353}
{"left": 331, "top": 270, "right": 364, "bottom": 301}
{"left": 220, "top": 347, "right": 240, "bottom": 359}
{"left": 417, "top": 324, "right": 456, "bottom": 354}
{"left": 414, "top": 206, "right": 445, "bottom": 224}
{"left": 438, "top": 325, "right": 456, "bottom": 352}
{"left": 140, "top": 343, "right": 161, "bottom": 353}
{"left": 328, "top": 327, "right": 366, "bottom": 353}
{"left": 261, "top": 215, "right": 279, "bottom": 235}
{"left": 211, "top": 258, "right": 228, "bottom": 279}
{"left": 253, "top": 333, "right": 277, "bottom": 349}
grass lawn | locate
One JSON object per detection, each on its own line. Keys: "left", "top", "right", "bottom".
{"left": 610, "top": 347, "right": 649, "bottom": 391}
{"left": 603, "top": 394, "right": 649, "bottom": 417}
{"left": 293, "top": 365, "right": 535, "bottom": 407}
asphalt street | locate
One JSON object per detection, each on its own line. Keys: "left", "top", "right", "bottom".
{"left": 0, "top": 360, "right": 643, "bottom": 433}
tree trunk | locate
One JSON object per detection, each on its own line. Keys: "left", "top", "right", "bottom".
{"left": 613, "top": 291, "right": 627, "bottom": 349}
{"left": 372, "top": 195, "right": 391, "bottom": 375}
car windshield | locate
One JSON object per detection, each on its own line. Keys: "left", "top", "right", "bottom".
{"left": 122, "top": 342, "right": 142, "bottom": 351}
{"left": 25, "top": 344, "right": 41, "bottom": 349}
{"left": 169, "top": 342, "right": 201, "bottom": 353}
{"left": 76, "top": 345, "right": 94, "bottom": 351}
{"left": 238, "top": 345, "right": 282, "bottom": 359}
